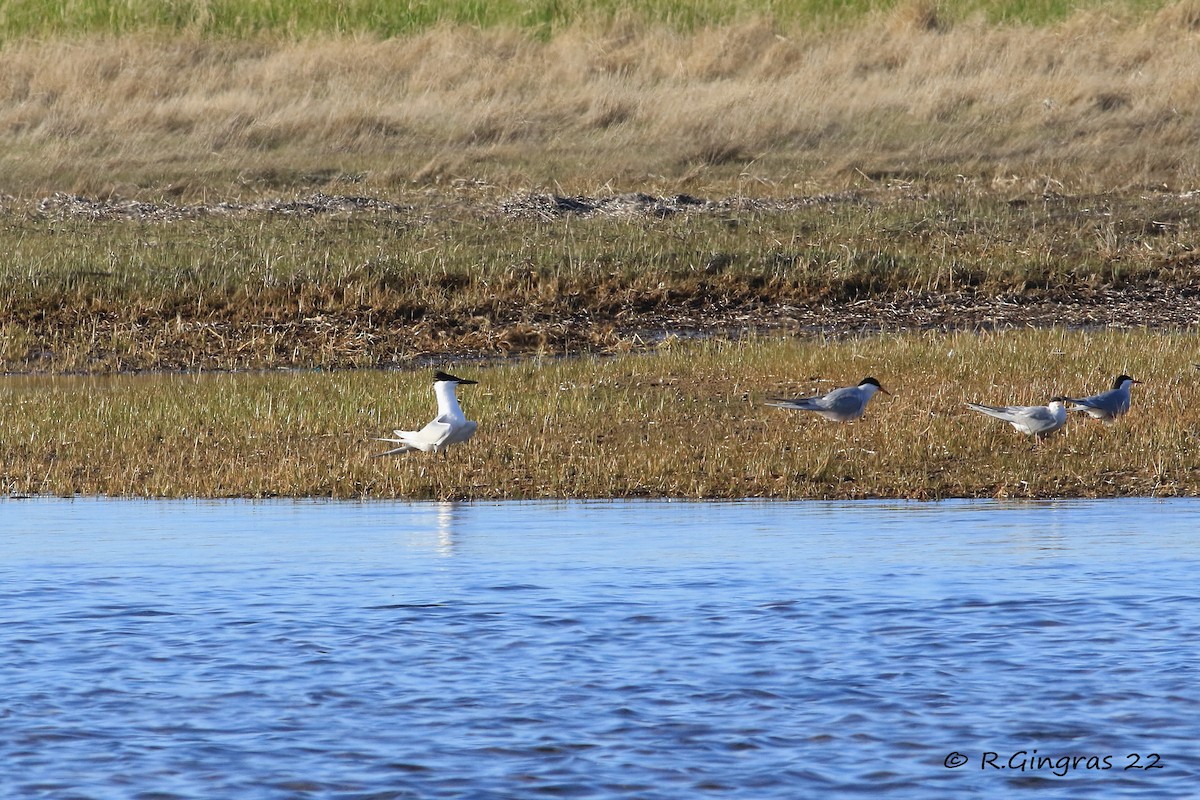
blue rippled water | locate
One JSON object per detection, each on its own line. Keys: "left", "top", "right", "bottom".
{"left": 1, "top": 498, "right": 1198, "bottom": 798}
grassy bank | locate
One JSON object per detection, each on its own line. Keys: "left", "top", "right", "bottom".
{"left": 3, "top": 187, "right": 1198, "bottom": 373}
{"left": 2, "top": 3, "right": 1199, "bottom": 499}
{"left": 3, "top": 330, "right": 1198, "bottom": 499}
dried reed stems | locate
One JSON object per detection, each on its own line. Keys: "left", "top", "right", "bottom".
{"left": 2, "top": 5, "right": 1199, "bottom": 195}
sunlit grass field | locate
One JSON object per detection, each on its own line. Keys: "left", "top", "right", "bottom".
{"left": 2, "top": 2, "right": 1200, "bottom": 196}
{"left": 2, "top": 1, "right": 1199, "bottom": 497}
{"left": 3, "top": 330, "right": 1198, "bottom": 499}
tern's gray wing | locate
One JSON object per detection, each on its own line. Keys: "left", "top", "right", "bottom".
{"left": 968, "top": 402, "right": 1063, "bottom": 435}
{"left": 1021, "top": 406, "right": 1059, "bottom": 426}
{"left": 768, "top": 386, "right": 859, "bottom": 411}
{"left": 817, "top": 386, "right": 866, "bottom": 416}
{"left": 444, "top": 419, "right": 477, "bottom": 445}
{"left": 1072, "top": 388, "right": 1109, "bottom": 407}
{"left": 765, "top": 393, "right": 824, "bottom": 410}
{"left": 1071, "top": 387, "right": 1127, "bottom": 415}
{"left": 1019, "top": 405, "right": 1070, "bottom": 436}
{"left": 965, "top": 402, "right": 1022, "bottom": 421}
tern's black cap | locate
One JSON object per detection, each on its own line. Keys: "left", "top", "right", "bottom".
{"left": 434, "top": 371, "right": 478, "bottom": 384}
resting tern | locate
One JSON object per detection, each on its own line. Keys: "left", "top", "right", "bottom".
{"left": 1068, "top": 374, "right": 1141, "bottom": 423}
{"left": 965, "top": 396, "right": 1070, "bottom": 438}
{"left": 767, "top": 377, "right": 890, "bottom": 422}
{"left": 375, "top": 371, "right": 478, "bottom": 456}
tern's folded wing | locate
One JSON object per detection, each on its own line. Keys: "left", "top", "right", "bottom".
{"left": 765, "top": 395, "right": 821, "bottom": 410}
{"left": 823, "top": 389, "right": 864, "bottom": 416}
{"left": 965, "top": 402, "right": 1017, "bottom": 420}
{"left": 1022, "top": 407, "right": 1056, "bottom": 424}
{"left": 409, "top": 420, "right": 454, "bottom": 448}
{"left": 444, "top": 419, "right": 478, "bottom": 445}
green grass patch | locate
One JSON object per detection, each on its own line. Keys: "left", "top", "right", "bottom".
{"left": 0, "top": 0, "right": 1181, "bottom": 40}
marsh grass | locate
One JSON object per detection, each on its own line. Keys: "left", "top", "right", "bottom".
{"left": 3, "top": 188, "right": 1197, "bottom": 372}
{"left": 3, "top": 330, "right": 1198, "bottom": 499}
{"left": 3, "top": 3, "right": 1198, "bottom": 499}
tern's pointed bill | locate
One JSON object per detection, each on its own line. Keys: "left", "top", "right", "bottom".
{"left": 1068, "top": 374, "right": 1140, "bottom": 423}
{"left": 375, "top": 371, "right": 478, "bottom": 456}
{"left": 767, "top": 377, "right": 889, "bottom": 422}
{"left": 965, "top": 396, "right": 1069, "bottom": 438}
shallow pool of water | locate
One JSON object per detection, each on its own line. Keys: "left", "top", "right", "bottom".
{"left": 1, "top": 498, "right": 1197, "bottom": 798}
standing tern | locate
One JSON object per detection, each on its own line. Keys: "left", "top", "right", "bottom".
{"left": 965, "top": 396, "right": 1070, "bottom": 438}
{"left": 375, "top": 371, "right": 478, "bottom": 456}
{"left": 1068, "top": 374, "right": 1141, "bottom": 423}
{"left": 767, "top": 377, "right": 890, "bottom": 422}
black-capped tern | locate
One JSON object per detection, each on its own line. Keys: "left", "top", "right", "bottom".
{"left": 375, "top": 371, "right": 478, "bottom": 456}
{"left": 767, "top": 377, "right": 890, "bottom": 422}
{"left": 965, "top": 396, "right": 1070, "bottom": 438}
{"left": 1068, "top": 374, "right": 1141, "bottom": 423}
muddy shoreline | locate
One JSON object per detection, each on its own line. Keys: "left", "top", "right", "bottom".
{"left": 5, "top": 190, "right": 1199, "bottom": 373}
{"left": 6, "top": 288, "right": 1198, "bottom": 375}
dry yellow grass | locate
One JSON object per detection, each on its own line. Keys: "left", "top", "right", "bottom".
{"left": 2, "top": 6, "right": 1200, "bottom": 196}
{"left": 3, "top": 330, "right": 1198, "bottom": 499}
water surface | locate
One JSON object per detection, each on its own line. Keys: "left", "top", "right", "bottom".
{"left": 1, "top": 498, "right": 1197, "bottom": 798}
